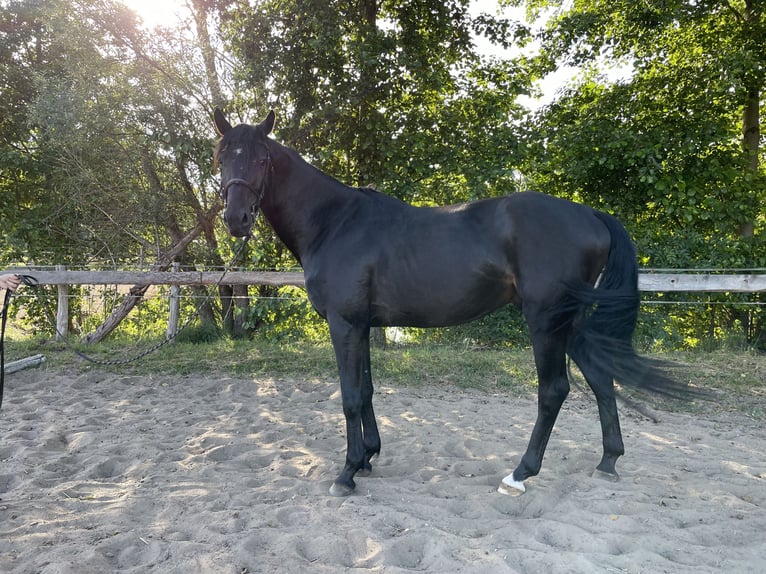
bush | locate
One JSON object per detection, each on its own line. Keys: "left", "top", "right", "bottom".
{"left": 403, "top": 305, "right": 531, "bottom": 349}
{"left": 244, "top": 286, "right": 329, "bottom": 342}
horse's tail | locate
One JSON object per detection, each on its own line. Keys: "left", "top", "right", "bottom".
{"left": 568, "top": 210, "right": 694, "bottom": 399}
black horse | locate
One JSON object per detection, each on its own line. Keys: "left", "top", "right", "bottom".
{"left": 213, "top": 109, "right": 688, "bottom": 497}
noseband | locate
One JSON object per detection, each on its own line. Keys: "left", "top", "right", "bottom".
{"left": 220, "top": 177, "right": 263, "bottom": 208}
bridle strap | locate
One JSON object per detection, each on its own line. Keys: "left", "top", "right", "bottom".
{"left": 221, "top": 178, "right": 260, "bottom": 202}
{"left": 221, "top": 177, "right": 267, "bottom": 221}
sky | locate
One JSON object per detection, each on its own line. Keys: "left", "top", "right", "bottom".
{"left": 121, "top": 0, "right": 183, "bottom": 29}
{"left": 121, "top": 0, "right": 516, "bottom": 30}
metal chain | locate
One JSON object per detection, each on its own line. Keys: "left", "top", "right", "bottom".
{"left": 21, "top": 236, "right": 251, "bottom": 367}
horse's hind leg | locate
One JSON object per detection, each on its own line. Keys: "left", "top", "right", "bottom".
{"left": 568, "top": 336, "right": 624, "bottom": 479}
{"left": 500, "top": 326, "right": 570, "bottom": 495}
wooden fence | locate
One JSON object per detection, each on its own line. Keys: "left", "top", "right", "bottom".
{"left": 5, "top": 267, "right": 766, "bottom": 340}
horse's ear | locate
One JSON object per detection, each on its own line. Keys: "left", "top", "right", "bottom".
{"left": 214, "top": 108, "right": 232, "bottom": 136}
{"left": 261, "top": 110, "right": 276, "bottom": 135}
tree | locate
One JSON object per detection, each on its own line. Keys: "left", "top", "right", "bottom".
{"left": 214, "top": 0, "right": 535, "bottom": 344}
{"left": 517, "top": 0, "right": 765, "bottom": 346}
{"left": 0, "top": 0, "right": 73, "bottom": 263}
{"left": 220, "top": 0, "right": 530, "bottom": 206}
{"left": 520, "top": 0, "right": 764, "bottom": 258}
{"left": 0, "top": 0, "right": 234, "bottom": 339}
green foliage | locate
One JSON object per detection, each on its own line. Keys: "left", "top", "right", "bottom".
{"left": 1, "top": 0, "right": 765, "bottom": 350}
{"left": 1, "top": 0, "right": 218, "bottom": 266}
{"left": 406, "top": 305, "right": 531, "bottom": 348}
{"left": 636, "top": 297, "right": 763, "bottom": 352}
{"left": 221, "top": 0, "right": 529, "bottom": 205}
{"left": 241, "top": 287, "right": 329, "bottom": 343}
{"left": 526, "top": 76, "right": 759, "bottom": 235}
{"left": 523, "top": 0, "right": 764, "bottom": 234}
{"left": 520, "top": 0, "right": 765, "bottom": 347}
{"left": 174, "top": 321, "right": 223, "bottom": 344}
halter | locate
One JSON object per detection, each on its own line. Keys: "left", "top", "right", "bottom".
{"left": 220, "top": 178, "right": 263, "bottom": 211}
{"left": 218, "top": 144, "right": 272, "bottom": 216}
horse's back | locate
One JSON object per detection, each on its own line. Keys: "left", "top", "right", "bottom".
{"left": 304, "top": 190, "right": 615, "bottom": 327}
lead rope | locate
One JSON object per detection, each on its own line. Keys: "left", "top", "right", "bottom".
{"left": 1, "top": 287, "right": 11, "bottom": 409}
{"left": 0, "top": 236, "right": 251, "bottom": 409}
{"left": 1, "top": 275, "right": 39, "bottom": 410}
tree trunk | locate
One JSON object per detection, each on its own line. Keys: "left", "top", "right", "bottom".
{"left": 191, "top": 0, "right": 225, "bottom": 109}
{"left": 370, "top": 326, "right": 387, "bottom": 349}
{"left": 174, "top": 155, "right": 233, "bottom": 333}
{"left": 739, "top": 84, "right": 759, "bottom": 238}
{"left": 356, "top": 0, "right": 387, "bottom": 349}
{"left": 739, "top": 0, "right": 761, "bottom": 238}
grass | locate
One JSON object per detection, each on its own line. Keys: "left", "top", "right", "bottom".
{"left": 3, "top": 335, "right": 765, "bottom": 421}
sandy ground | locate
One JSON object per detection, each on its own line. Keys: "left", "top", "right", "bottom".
{"left": 1, "top": 366, "right": 764, "bottom": 573}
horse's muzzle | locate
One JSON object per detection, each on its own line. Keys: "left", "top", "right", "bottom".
{"left": 220, "top": 177, "right": 263, "bottom": 238}
{"left": 223, "top": 207, "right": 256, "bottom": 238}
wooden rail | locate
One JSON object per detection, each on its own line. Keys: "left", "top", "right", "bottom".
{"left": 4, "top": 268, "right": 303, "bottom": 340}
{"left": 9, "top": 269, "right": 766, "bottom": 292}
{"left": 16, "top": 269, "right": 306, "bottom": 287}
{"left": 638, "top": 273, "right": 766, "bottom": 293}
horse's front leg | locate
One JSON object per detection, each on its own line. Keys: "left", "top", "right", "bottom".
{"left": 327, "top": 315, "right": 380, "bottom": 497}
{"left": 357, "top": 331, "right": 381, "bottom": 477}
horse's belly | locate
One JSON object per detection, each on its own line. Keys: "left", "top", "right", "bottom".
{"left": 374, "top": 305, "right": 508, "bottom": 329}
{"left": 370, "top": 275, "right": 517, "bottom": 328}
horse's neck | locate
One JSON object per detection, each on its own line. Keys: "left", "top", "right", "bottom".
{"left": 261, "top": 143, "right": 348, "bottom": 263}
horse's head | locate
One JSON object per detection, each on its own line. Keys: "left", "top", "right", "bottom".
{"left": 213, "top": 109, "right": 276, "bottom": 238}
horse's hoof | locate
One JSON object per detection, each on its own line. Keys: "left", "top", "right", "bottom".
{"left": 329, "top": 482, "right": 355, "bottom": 497}
{"left": 497, "top": 474, "right": 526, "bottom": 496}
{"left": 592, "top": 468, "right": 620, "bottom": 483}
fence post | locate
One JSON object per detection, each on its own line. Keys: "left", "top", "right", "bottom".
{"left": 166, "top": 262, "right": 180, "bottom": 340}
{"left": 55, "top": 264, "right": 68, "bottom": 340}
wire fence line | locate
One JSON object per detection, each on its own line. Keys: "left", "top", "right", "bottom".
{"left": 12, "top": 264, "right": 766, "bottom": 273}
{"left": 12, "top": 291, "right": 766, "bottom": 305}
